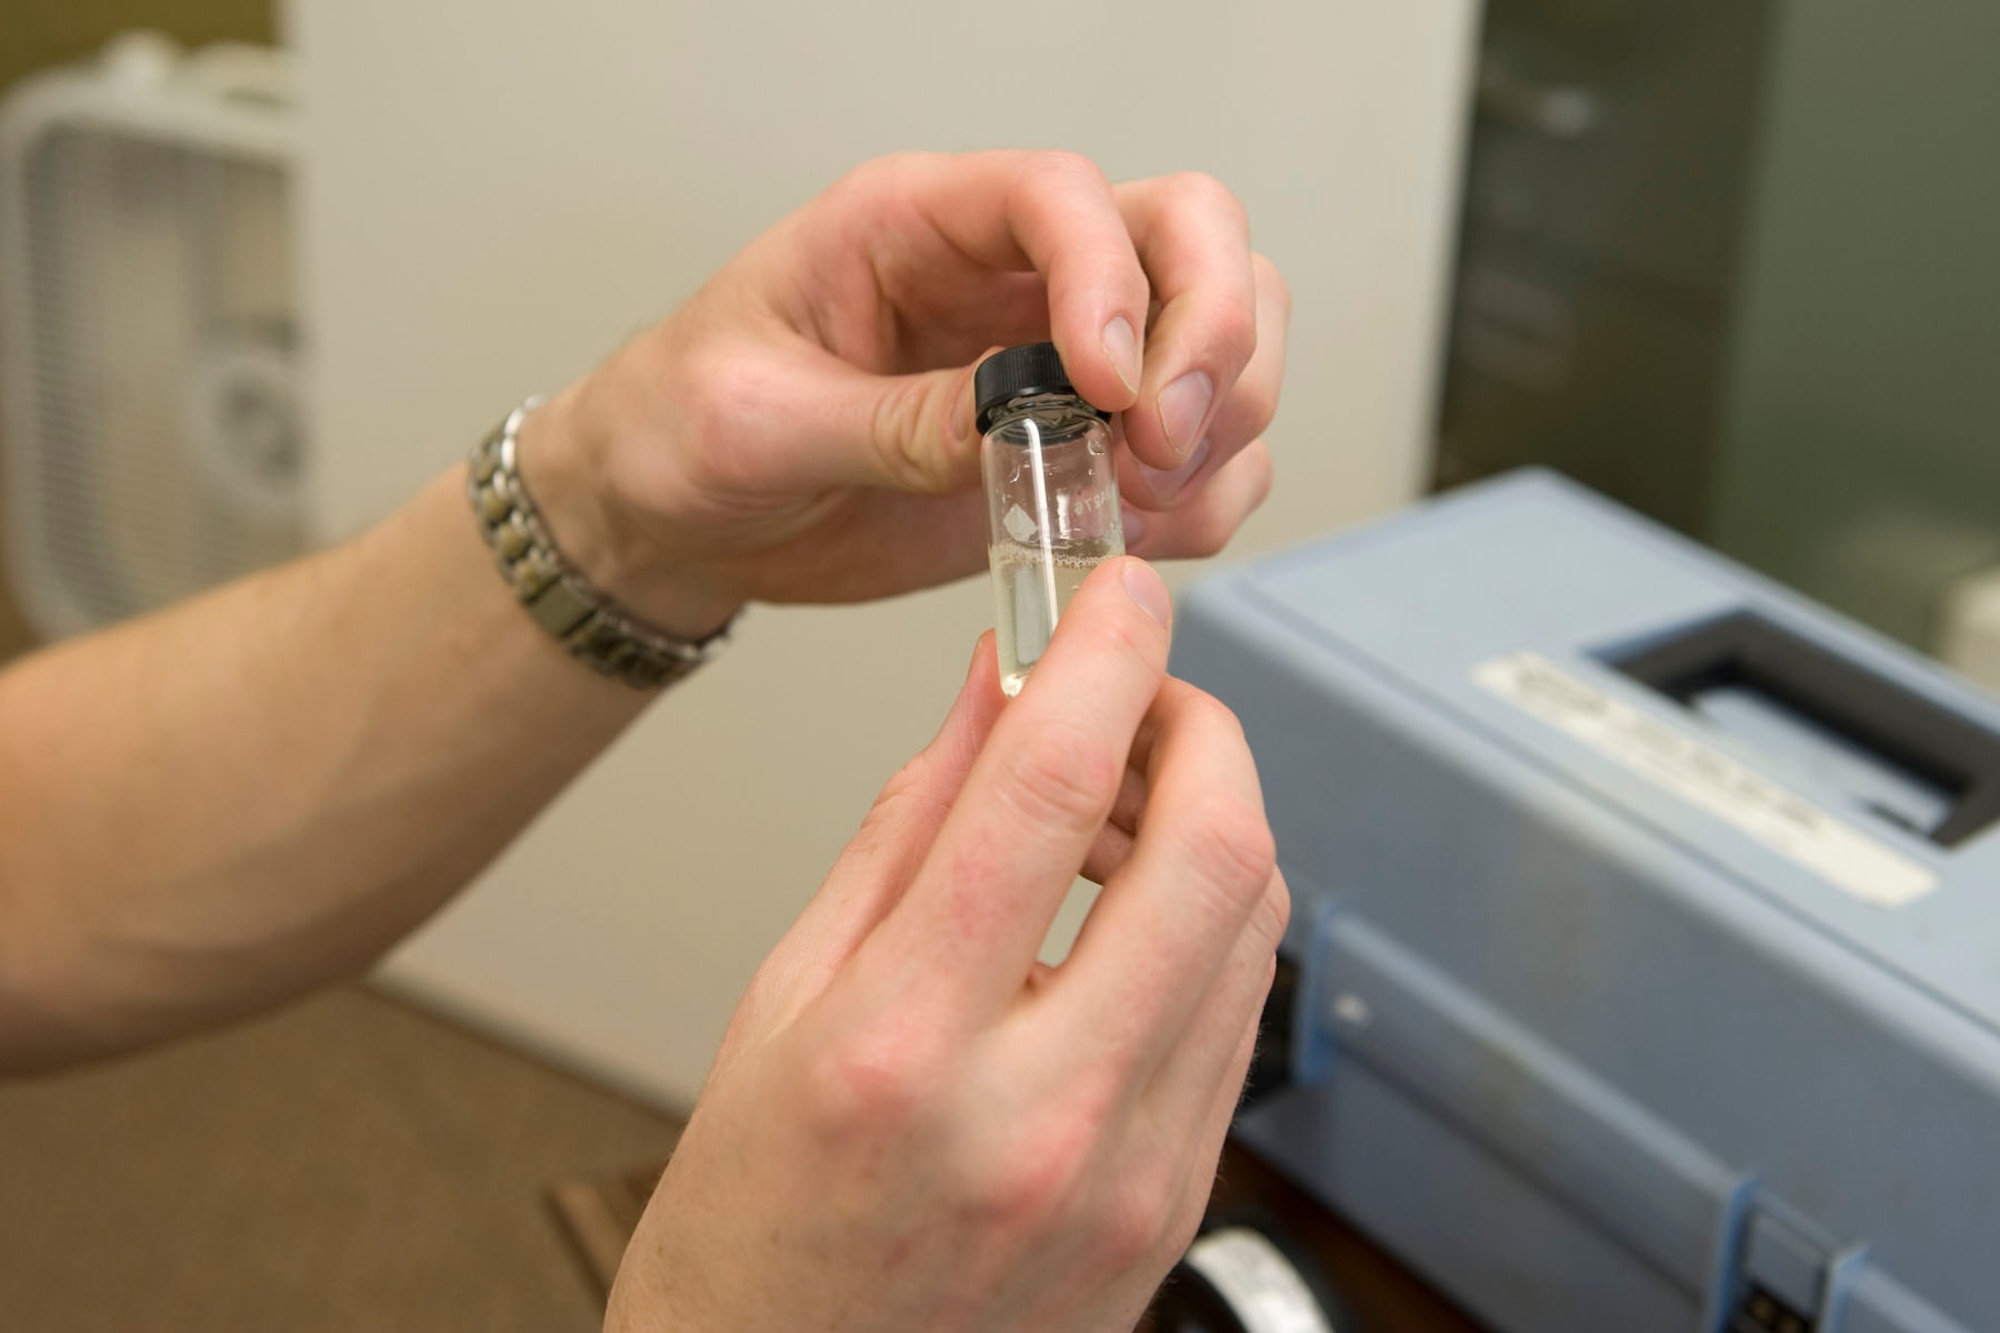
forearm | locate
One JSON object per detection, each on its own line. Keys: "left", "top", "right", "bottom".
{"left": 0, "top": 407, "right": 701, "bottom": 1068}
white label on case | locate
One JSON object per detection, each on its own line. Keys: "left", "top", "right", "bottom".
{"left": 1182, "top": 1228, "right": 1338, "bottom": 1333}
{"left": 1475, "top": 653, "right": 1937, "bottom": 908}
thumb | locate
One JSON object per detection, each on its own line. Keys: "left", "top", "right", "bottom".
{"left": 784, "top": 343, "right": 987, "bottom": 496}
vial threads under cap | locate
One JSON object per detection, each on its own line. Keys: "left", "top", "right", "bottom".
{"left": 974, "top": 342, "right": 1111, "bottom": 434}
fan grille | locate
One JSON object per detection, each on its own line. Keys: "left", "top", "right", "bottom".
{"left": 20, "top": 123, "right": 305, "bottom": 633}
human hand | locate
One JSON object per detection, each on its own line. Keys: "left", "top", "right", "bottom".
{"left": 605, "top": 558, "right": 1289, "bottom": 1332}
{"left": 522, "top": 151, "right": 1290, "bottom": 637}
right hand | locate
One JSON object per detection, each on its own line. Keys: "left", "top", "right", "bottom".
{"left": 606, "top": 557, "right": 1290, "bottom": 1332}
{"left": 520, "top": 151, "right": 1288, "bottom": 638}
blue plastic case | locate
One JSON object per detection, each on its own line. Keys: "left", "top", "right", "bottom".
{"left": 1173, "top": 472, "right": 2000, "bottom": 1332}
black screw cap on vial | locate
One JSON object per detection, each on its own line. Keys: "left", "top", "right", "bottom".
{"left": 974, "top": 342, "right": 1112, "bottom": 434}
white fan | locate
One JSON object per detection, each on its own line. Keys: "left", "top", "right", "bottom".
{"left": 0, "top": 32, "right": 305, "bottom": 640}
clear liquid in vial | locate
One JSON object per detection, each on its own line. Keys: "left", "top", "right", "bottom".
{"left": 989, "top": 534, "right": 1124, "bottom": 696}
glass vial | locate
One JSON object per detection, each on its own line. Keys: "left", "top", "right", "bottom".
{"left": 975, "top": 343, "right": 1124, "bottom": 697}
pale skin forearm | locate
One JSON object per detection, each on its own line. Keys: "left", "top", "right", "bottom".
{"left": 0, "top": 401, "right": 710, "bottom": 1069}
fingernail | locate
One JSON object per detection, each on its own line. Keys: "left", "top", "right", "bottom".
{"left": 1136, "top": 437, "right": 1213, "bottom": 502}
{"left": 1118, "top": 503, "right": 1148, "bottom": 550}
{"left": 1122, "top": 558, "right": 1171, "bottom": 627}
{"left": 1101, "top": 316, "right": 1141, "bottom": 396}
{"left": 1157, "top": 370, "right": 1214, "bottom": 458}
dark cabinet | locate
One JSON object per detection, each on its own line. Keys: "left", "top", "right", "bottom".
{"left": 1436, "top": 0, "right": 2000, "bottom": 650}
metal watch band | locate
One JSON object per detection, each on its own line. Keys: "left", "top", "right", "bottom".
{"left": 467, "top": 398, "right": 731, "bottom": 690}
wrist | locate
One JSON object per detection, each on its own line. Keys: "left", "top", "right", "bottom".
{"left": 515, "top": 383, "right": 744, "bottom": 641}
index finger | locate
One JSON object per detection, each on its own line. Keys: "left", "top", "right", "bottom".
{"left": 860, "top": 557, "right": 1174, "bottom": 1021}
{"left": 1041, "top": 680, "right": 1281, "bottom": 1081}
{"left": 902, "top": 150, "right": 1150, "bottom": 411}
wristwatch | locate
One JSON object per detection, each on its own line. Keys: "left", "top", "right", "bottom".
{"left": 467, "top": 397, "right": 733, "bottom": 690}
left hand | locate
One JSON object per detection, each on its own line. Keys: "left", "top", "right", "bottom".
{"left": 607, "top": 567, "right": 1289, "bottom": 1332}
{"left": 521, "top": 150, "right": 1290, "bottom": 636}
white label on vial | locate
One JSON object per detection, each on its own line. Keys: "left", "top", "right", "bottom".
{"left": 1183, "top": 1228, "right": 1338, "bottom": 1333}
{"left": 1475, "top": 653, "right": 1937, "bottom": 908}
{"left": 1003, "top": 502, "right": 1039, "bottom": 544}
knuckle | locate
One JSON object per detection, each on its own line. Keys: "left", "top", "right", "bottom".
{"left": 1170, "top": 171, "right": 1247, "bottom": 229}
{"left": 1026, "top": 149, "right": 1110, "bottom": 191}
{"left": 1180, "top": 797, "right": 1278, "bottom": 903}
{"left": 961, "top": 1116, "right": 1094, "bottom": 1233}
{"left": 999, "top": 731, "right": 1120, "bottom": 838}
{"left": 825, "top": 158, "right": 877, "bottom": 202}
{"left": 876, "top": 365, "right": 978, "bottom": 492}
{"left": 1249, "top": 873, "right": 1293, "bottom": 953}
{"left": 851, "top": 754, "right": 934, "bottom": 850}
{"left": 1209, "top": 300, "right": 1260, "bottom": 369}
{"left": 877, "top": 751, "right": 931, "bottom": 807}
{"left": 676, "top": 366, "right": 732, "bottom": 451}
{"left": 839, "top": 151, "right": 926, "bottom": 197}
{"left": 1239, "top": 444, "right": 1278, "bottom": 515}
{"left": 1187, "top": 689, "right": 1250, "bottom": 747}
{"left": 1089, "top": 1155, "right": 1180, "bottom": 1272}
{"left": 674, "top": 348, "right": 766, "bottom": 491}
{"left": 1094, "top": 1190, "right": 1168, "bottom": 1273}
{"left": 1232, "top": 386, "right": 1280, "bottom": 444}
{"left": 1250, "top": 381, "right": 1283, "bottom": 434}
{"left": 804, "top": 1023, "right": 933, "bottom": 1138}
{"left": 1253, "top": 252, "right": 1293, "bottom": 320}
{"left": 1233, "top": 373, "right": 1282, "bottom": 439}
{"left": 1178, "top": 507, "right": 1235, "bottom": 560}
{"left": 869, "top": 375, "right": 937, "bottom": 489}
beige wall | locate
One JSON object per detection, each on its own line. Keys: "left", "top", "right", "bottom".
{"left": 287, "top": 0, "right": 1478, "bottom": 1108}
